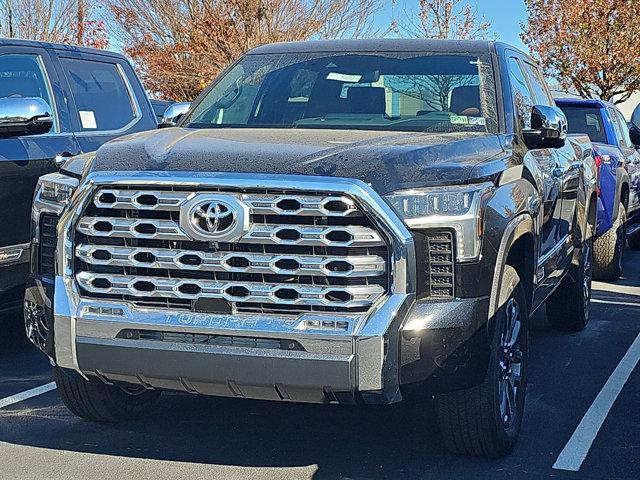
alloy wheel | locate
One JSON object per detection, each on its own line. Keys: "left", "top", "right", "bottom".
{"left": 498, "top": 298, "right": 523, "bottom": 428}
{"left": 583, "top": 240, "right": 593, "bottom": 319}
{"left": 617, "top": 223, "right": 627, "bottom": 273}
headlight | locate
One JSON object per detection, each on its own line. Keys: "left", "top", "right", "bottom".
{"left": 34, "top": 172, "right": 79, "bottom": 211}
{"left": 384, "top": 182, "right": 494, "bottom": 262}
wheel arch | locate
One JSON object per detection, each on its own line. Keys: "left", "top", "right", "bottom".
{"left": 621, "top": 181, "right": 630, "bottom": 211}
{"left": 613, "top": 167, "right": 630, "bottom": 221}
{"left": 505, "top": 232, "right": 535, "bottom": 314}
{"left": 487, "top": 213, "right": 535, "bottom": 331}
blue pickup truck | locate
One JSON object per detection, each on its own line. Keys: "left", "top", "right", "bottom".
{"left": 556, "top": 98, "right": 640, "bottom": 279}
{"left": 0, "top": 39, "right": 159, "bottom": 314}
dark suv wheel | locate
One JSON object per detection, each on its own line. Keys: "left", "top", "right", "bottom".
{"left": 434, "top": 265, "right": 528, "bottom": 458}
{"left": 547, "top": 237, "right": 593, "bottom": 331}
{"left": 54, "top": 367, "right": 161, "bottom": 422}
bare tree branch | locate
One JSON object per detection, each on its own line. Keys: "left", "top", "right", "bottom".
{"left": 0, "top": 0, "right": 108, "bottom": 48}
{"left": 392, "top": 0, "right": 492, "bottom": 40}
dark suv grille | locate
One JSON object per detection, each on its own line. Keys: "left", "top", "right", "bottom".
{"left": 73, "top": 187, "right": 391, "bottom": 315}
{"left": 39, "top": 214, "right": 59, "bottom": 276}
{"left": 425, "top": 230, "right": 455, "bottom": 298}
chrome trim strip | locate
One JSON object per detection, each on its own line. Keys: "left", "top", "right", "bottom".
{"left": 77, "top": 216, "right": 189, "bottom": 241}
{"left": 241, "top": 224, "right": 385, "bottom": 247}
{"left": 75, "top": 243, "right": 386, "bottom": 278}
{"left": 537, "top": 234, "right": 570, "bottom": 268}
{"left": 242, "top": 193, "right": 361, "bottom": 217}
{"left": 0, "top": 242, "right": 30, "bottom": 266}
{"left": 76, "top": 215, "right": 384, "bottom": 247}
{"left": 76, "top": 271, "right": 385, "bottom": 307}
{"left": 93, "top": 189, "right": 362, "bottom": 218}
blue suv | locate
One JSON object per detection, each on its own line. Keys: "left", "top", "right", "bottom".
{"left": 556, "top": 98, "right": 640, "bottom": 279}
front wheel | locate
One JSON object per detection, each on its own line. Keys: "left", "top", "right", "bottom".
{"left": 54, "top": 367, "right": 161, "bottom": 422}
{"left": 546, "top": 237, "right": 593, "bottom": 332}
{"left": 434, "top": 266, "right": 528, "bottom": 458}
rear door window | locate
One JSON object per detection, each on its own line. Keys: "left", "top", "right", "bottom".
{"left": 60, "top": 58, "right": 137, "bottom": 131}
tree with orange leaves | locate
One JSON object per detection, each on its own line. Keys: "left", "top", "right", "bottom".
{"left": 522, "top": 0, "right": 640, "bottom": 104}
{"left": 107, "top": 0, "right": 381, "bottom": 101}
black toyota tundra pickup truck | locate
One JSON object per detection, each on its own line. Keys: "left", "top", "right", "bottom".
{"left": 26, "top": 39, "right": 597, "bottom": 458}
{"left": 0, "top": 39, "right": 157, "bottom": 313}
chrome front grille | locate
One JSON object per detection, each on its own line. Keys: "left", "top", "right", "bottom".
{"left": 73, "top": 187, "right": 391, "bottom": 315}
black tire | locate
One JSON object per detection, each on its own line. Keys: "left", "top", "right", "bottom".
{"left": 628, "top": 230, "right": 640, "bottom": 250}
{"left": 546, "top": 237, "right": 593, "bottom": 332}
{"left": 434, "top": 266, "right": 528, "bottom": 458}
{"left": 54, "top": 367, "right": 161, "bottom": 422}
{"left": 593, "top": 203, "right": 626, "bottom": 280}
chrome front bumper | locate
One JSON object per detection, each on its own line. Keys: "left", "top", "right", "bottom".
{"left": 55, "top": 280, "right": 414, "bottom": 403}
{"left": 51, "top": 172, "right": 417, "bottom": 404}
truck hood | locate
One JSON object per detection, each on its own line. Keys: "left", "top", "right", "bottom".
{"left": 89, "top": 128, "right": 509, "bottom": 194}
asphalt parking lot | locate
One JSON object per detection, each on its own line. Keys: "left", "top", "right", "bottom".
{"left": 1, "top": 252, "right": 639, "bottom": 480}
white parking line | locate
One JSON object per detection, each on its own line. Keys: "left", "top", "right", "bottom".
{"left": 592, "top": 298, "right": 640, "bottom": 308}
{"left": 592, "top": 282, "right": 640, "bottom": 296}
{"left": 553, "top": 332, "right": 640, "bottom": 472}
{"left": 0, "top": 382, "right": 57, "bottom": 409}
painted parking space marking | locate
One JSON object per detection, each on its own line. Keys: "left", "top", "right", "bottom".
{"left": 0, "top": 382, "right": 56, "bottom": 410}
{"left": 592, "top": 298, "right": 640, "bottom": 308}
{"left": 592, "top": 282, "right": 640, "bottom": 296}
{"left": 553, "top": 331, "right": 640, "bottom": 472}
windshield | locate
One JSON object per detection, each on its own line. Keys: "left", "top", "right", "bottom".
{"left": 185, "top": 52, "right": 498, "bottom": 133}
{"left": 557, "top": 105, "right": 607, "bottom": 143}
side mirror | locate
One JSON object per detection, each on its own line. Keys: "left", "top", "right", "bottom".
{"left": 158, "top": 102, "right": 191, "bottom": 128}
{"left": 0, "top": 97, "right": 54, "bottom": 137}
{"left": 630, "top": 104, "right": 640, "bottom": 147}
{"left": 523, "top": 105, "right": 567, "bottom": 149}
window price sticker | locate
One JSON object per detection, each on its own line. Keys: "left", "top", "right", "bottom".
{"left": 79, "top": 110, "right": 97, "bottom": 129}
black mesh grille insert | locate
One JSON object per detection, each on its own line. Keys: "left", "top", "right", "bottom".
{"left": 116, "top": 329, "right": 305, "bottom": 351}
{"left": 425, "top": 230, "right": 455, "bottom": 298}
{"left": 39, "top": 214, "right": 59, "bottom": 276}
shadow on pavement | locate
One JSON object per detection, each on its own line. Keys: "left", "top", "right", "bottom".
{"left": 0, "top": 306, "right": 31, "bottom": 354}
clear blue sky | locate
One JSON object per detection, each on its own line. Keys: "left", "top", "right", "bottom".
{"left": 377, "top": 0, "right": 529, "bottom": 51}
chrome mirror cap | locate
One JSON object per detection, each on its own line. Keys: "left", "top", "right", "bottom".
{"left": 0, "top": 97, "right": 54, "bottom": 137}
{"left": 524, "top": 104, "right": 568, "bottom": 149}
{"left": 158, "top": 102, "right": 191, "bottom": 128}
